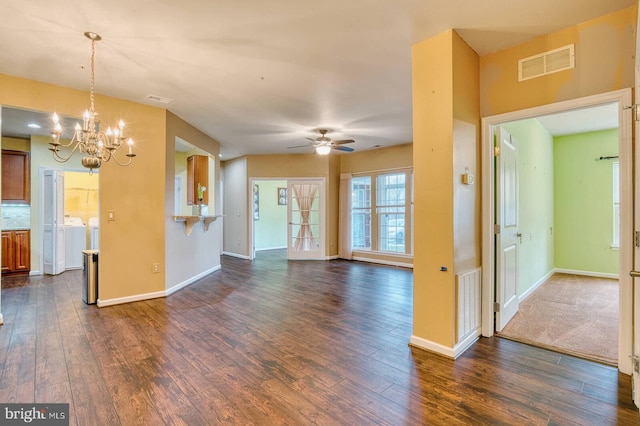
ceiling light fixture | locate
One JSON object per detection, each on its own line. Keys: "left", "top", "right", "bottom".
{"left": 315, "top": 145, "right": 331, "bottom": 155}
{"left": 50, "top": 31, "right": 135, "bottom": 173}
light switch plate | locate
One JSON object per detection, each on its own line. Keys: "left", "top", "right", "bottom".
{"left": 107, "top": 210, "right": 115, "bottom": 221}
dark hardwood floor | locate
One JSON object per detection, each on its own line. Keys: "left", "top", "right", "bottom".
{"left": 0, "top": 250, "right": 638, "bottom": 425}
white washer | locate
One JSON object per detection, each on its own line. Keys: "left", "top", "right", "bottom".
{"left": 64, "top": 217, "right": 86, "bottom": 270}
{"left": 88, "top": 217, "right": 99, "bottom": 250}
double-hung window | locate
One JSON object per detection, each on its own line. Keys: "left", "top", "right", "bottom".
{"left": 350, "top": 170, "right": 412, "bottom": 255}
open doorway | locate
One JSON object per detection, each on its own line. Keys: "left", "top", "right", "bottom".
{"left": 493, "top": 113, "right": 619, "bottom": 365}
{"left": 251, "top": 179, "right": 288, "bottom": 259}
{"left": 481, "top": 89, "right": 633, "bottom": 373}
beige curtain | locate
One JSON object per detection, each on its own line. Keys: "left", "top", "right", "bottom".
{"left": 338, "top": 173, "right": 352, "bottom": 259}
{"left": 293, "top": 184, "right": 319, "bottom": 251}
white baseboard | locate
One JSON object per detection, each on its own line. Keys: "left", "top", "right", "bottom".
{"left": 222, "top": 251, "right": 251, "bottom": 260}
{"left": 352, "top": 256, "right": 413, "bottom": 269}
{"left": 453, "top": 331, "right": 480, "bottom": 358}
{"left": 409, "top": 335, "right": 455, "bottom": 358}
{"left": 326, "top": 255, "right": 339, "bottom": 260}
{"left": 519, "top": 269, "right": 555, "bottom": 302}
{"left": 97, "top": 290, "right": 166, "bottom": 308}
{"left": 29, "top": 270, "right": 41, "bottom": 276}
{"left": 255, "top": 246, "right": 287, "bottom": 252}
{"left": 554, "top": 268, "right": 618, "bottom": 280}
{"left": 98, "top": 265, "right": 223, "bottom": 307}
{"left": 166, "top": 265, "right": 221, "bottom": 296}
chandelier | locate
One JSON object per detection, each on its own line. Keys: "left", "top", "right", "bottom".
{"left": 50, "top": 32, "right": 135, "bottom": 173}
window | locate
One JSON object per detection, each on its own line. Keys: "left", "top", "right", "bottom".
{"left": 351, "top": 176, "right": 371, "bottom": 249}
{"left": 350, "top": 170, "right": 412, "bottom": 254}
{"left": 612, "top": 162, "right": 619, "bottom": 248}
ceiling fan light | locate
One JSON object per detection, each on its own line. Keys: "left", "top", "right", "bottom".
{"left": 315, "top": 145, "right": 331, "bottom": 155}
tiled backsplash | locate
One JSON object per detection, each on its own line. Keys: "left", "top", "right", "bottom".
{"left": 2, "top": 204, "right": 31, "bottom": 230}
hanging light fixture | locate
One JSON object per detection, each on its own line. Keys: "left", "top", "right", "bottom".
{"left": 50, "top": 32, "right": 135, "bottom": 173}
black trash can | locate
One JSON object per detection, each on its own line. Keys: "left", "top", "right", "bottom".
{"left": 82, "top": 249, "right": 99, "bottom": 304}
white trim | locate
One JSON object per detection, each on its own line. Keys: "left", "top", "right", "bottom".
{"left": 352, "top": 255, "right": 413, "bottom": 269}
{"left": 0, "top": 313, "right": 4, "bottom": 325}
{"left": 481, "top": 88, "right": 633, "bottom": 374}
{"left": 553, "top": 268, "right": 619, "bottom": 280}
{"left": 29, "top": 270, "right": 41, "bottom": 276}
{"left": 325, "top": 255, "right": 339, "bottom": 260}
{"left": 222, "top": 251, "right": 251, "bottom": 260}
{"left": 255, "top": 246, "right": 287, "bottom": 252}
{"left": 453, "top": 333, "right": 480, "bottom": 358}
{"left": 519, "top": 269, "right": 555, "bottom": 302}
{"left": 86, "top": 265, "right": 225, "bottom": 308}
{"left": 166, "top": 265, "right": 221, "bottom": 296}
{"left": 409, "top": 335, "right": 455, "bottom": 358}
{"left": 97, "top": 290, "right": 166, "bottom": 308}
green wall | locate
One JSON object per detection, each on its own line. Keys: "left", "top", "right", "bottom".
{"left": 254, "top": 180, "right": 287, "bottom": 250}
{"left": 502, "top": 119, "right": 555, "bottom": 295}
{"left": 554, "top": 129, "right": 618, "bottom": 274}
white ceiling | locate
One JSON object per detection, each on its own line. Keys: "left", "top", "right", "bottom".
{"left": 0, "top": 1, "right": 633, "bottom": 159}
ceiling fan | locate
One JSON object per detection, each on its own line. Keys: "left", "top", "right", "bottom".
{"left": 288, "top": 129, "right": 355, "bottom": 155}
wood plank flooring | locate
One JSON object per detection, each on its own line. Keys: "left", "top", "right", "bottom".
{"left": 0, "top": 250, "right": 638, "bottom": 425}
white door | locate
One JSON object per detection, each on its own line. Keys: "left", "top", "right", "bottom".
{"left": 496, "top": 127, "right": 519, "bottom": 331}
{"left": 287, "top": 179, "right": 325, "bottom": 260}
{"left": 632, "top": 17, "right": 640, "bottom": 406}
{"left": 43, "top": 169, "right": 65, "bottom": 275}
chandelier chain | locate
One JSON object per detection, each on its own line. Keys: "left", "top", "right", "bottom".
{"left": 89, "top": 38, "right": 95, "bottom": 114}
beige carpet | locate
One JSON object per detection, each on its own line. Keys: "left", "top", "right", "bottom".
{"left": 498, "top": 273, "right": 618, "bottom": 366}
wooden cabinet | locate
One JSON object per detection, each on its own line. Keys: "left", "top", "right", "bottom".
{"left": 187, "top": 154, "right": 209, "bottom": 205}
{"left": 1, "top": 230, "right": 30, "bottom": 274}
{"left": 2, "top": 149, "right": 30, "bottom": 203}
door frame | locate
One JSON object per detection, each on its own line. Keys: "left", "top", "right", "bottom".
{"left": 249, "top": 177, "right": 326, "bottom": 260}
{"left": 481, "top": 88, "right": 633, "bottom": 374}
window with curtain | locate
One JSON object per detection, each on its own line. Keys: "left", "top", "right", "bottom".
{"left": 350, "top": 170, "right": 412, "bottom": 254}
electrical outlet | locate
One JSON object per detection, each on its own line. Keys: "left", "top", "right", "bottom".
{"left": 152, "top": 263, "right": 160, "bottom": 273}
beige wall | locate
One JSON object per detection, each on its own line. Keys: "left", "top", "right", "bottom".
{"left": 164, "top": 111, "right": 221, "bottom": 291}
{"left": 411, "top": 29, "right": 480, "bottom": 352}
{"left": 222, "top": 157, "right": 248, "bottom": 256}
{"left": 480, "top": 6, "right": 636, "bottom": 117}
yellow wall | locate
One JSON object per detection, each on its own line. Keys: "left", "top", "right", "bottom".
{"left": 452, "top": 32, "right": 481, "bottom": 274}
{"left": 0, "top": 73, "right": 167, "bottom": 302}
{"left": 340, "top": 144, "right": 412, "bottom": 174}
{"left": 412, "top": 30, "right": 480, "bottom": 352}
{"left": 480, "top": 6, "right": 636, "bottom": 116}
{"left": 412, "top": 30, "right": 456, "bottom": 348}
{"left": 1, "top": 137, "right": 29, "bottom": 151}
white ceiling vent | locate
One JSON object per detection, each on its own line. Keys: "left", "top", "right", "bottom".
{"left": 145, "top": 94, "right": 173, "bottom": 104}
{"left": 518, "top": 44, "right": 575, "bottom": 82}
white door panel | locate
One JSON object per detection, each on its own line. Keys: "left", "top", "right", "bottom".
{"left": 43, "top": 169, "right": 65, "bottom": 275}
{"left": 496, "top": 127, "right": 519, "bottom": 332}
{"left": 287, "top": 179, "right": 324, "bottom": 260}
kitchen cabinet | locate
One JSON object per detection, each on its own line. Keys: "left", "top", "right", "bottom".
{"left": 2, "top": 149, "right": 30, "bottom": 203}
{"left": 187, "top": 154, "right": 209, "bottom": 205}
{"left": 1, "top": 230, "right": 30, "bottom": 274}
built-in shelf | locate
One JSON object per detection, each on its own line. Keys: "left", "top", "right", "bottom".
{"left": 173, "top": 215, "right": 222, "bottom": 236}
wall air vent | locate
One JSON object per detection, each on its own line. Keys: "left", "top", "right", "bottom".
{"left": 518, "top": 44, "right": 575, "bottom": 82}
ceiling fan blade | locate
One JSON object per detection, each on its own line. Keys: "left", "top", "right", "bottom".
{"left": 287, "top": 144, "right": 312, "bottom": 149}
{"left": 333, "top": 139, "right": 355, "bottom": 145}
{"left": 333, "top": 145, "right": 354, "bottom": 152}
{"left": 305, "top": 137, "right": 317, "bottom": 142}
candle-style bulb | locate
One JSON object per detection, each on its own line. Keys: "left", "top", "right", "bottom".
{"left": 52, "top": 112, "right": 59, "bottom": 124}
